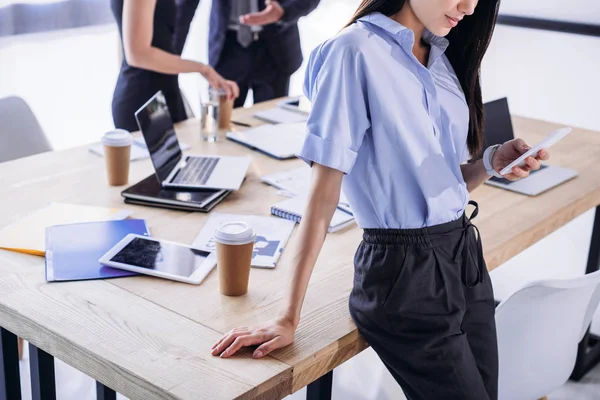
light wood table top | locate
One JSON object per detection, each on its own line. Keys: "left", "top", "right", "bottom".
{"left": 1, "top": 99, "right": 599, "bottom": 399}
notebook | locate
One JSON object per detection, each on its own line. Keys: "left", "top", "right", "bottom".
{"left": 0, "top": 203, "right": 132, "bottom": 256}
{"left": 253, "top": 107, "right": 308, "bottom": 124}
{"left": 121, "top": 174, "right": 231, "bottom": 212}
{"left": 192, "top": 213, "right": 295, "bottom": 268}
{"left": 261, "top": 166, "right": 352, "bottom": 215}
{"left": 45, "top": 219, "right": 150, "bottom": 282}
{"left": 89, "top": 137, "right": 191, "bottom": 161}
{"left": 226, "top": 122, "right": 307, "bottom": 160}
{"left": 271, "top": 196, "right": 355, "bottom": 233}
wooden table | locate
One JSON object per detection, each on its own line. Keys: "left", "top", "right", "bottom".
{"left": 1, "top": 99, "right": 600, "bottom": 399}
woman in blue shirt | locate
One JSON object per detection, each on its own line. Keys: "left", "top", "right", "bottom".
{"left": 212, "top": 1, "right": 549, "bottom": 398}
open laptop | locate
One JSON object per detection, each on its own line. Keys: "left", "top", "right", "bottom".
{"left": 483, "top": 98, "right": 578, "bottom": 196}
{"left": 135, "top": 91, "right": 250, "bottom": 191}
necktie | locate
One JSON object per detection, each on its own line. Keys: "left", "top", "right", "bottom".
{"left": 235, "top": 0, "right": 255, "bottom": 48}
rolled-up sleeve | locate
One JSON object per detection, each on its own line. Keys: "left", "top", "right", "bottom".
{"left": 297, "top": 39, "right": 370, "bottom": 175}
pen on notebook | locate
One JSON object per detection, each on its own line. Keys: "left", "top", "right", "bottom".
{"left": 231, "top": 120, "right": 252, "bottom": 128}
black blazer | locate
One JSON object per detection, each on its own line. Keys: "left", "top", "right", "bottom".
{"left": 208, "top": 0, "right": 320, "bottom": 76}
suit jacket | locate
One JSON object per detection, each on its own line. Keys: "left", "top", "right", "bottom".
{"left": 209, "top": 0, "right": 320, "bottom": 76}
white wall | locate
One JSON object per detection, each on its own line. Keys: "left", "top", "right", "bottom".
{"left": 499, "top": 0, "right": 600, "bottom": 24}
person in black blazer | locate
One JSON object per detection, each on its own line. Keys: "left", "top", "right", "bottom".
{"left": 111, "top": 0, "right": 239, "bottom": 132}
{"left": 209, "top": 0, "right": 321, "bottom": 108}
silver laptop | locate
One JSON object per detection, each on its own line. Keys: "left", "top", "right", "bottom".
{"left": 135, "top": 91, "right": 250, "bottom": 191}
{"left": 483, "top": 98, "right": 578, "bottom": 196}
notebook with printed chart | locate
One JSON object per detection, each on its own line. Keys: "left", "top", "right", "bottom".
{"left": 192, "top": 213, "right": 295, "bottom": 268}
{"left": 226, "top": 122, "right": 307, "bottom": 160}
{"left": 0, "top": 203, "right": 132, "bottom": 256}
{"left": 45, "top": 219, "right": 150, "bottom": 282}
{"left": 271, "top": 196, "right": 355, "bottom": 233}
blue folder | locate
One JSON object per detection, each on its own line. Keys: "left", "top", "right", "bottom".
{"left": 45, "top": 219, "right": 150, "bottom": 282}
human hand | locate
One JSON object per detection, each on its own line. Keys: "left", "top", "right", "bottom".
{"left": 211, "top": 316, "right": 296, "bottom": 359}
{"left": 200, "top": 65, "right": 239, "bottom": 101}
{"left": 492, "top": 138, "right": 550, "bottom": 181}
{"left": 239, "top": 0, "right": 285, "bottom": 26}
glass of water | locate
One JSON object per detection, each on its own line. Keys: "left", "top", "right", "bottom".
{"left": 200, "top": 92, "right": 220, "bottom": 142}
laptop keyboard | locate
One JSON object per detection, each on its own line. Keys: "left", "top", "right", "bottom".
{"left": 172, "top": 157, "right": 220, "bottom": 186}
{"left": 489, "top": 164, "right": 548, "bottom": 185}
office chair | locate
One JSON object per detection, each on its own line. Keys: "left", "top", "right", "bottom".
{"left": 0, "top": 96, "right": 52, "bottom": 163}
{"left": 0, "top": 96, "right": 52, "bottom": 359}
{"left": 496, "top": 270, "right": 600, "bottom": 400}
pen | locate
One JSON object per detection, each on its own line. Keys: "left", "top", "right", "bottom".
{"left": 231, "top": 120, "right": 252, "bottom": 128}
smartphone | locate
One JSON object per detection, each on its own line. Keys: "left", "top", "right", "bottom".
{"left": 99, "top": 234, "right": 216, "bottom": 285}
{"left": 500, "top": 127, "right": 572, "bottom": 176}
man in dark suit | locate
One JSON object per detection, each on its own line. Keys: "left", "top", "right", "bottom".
{"left": 209, "top": 0, "right": 320, "bottom": 108}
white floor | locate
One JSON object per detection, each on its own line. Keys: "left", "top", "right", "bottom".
{"left": 3, "top": 0, "right": 600, "bottom": 398}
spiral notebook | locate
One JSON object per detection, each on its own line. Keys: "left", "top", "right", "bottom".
{"left": 270, "top": 196, "right": 355, "bottom": 233}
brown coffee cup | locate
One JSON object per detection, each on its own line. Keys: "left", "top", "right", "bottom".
{"left": 214, "top": 221, "right": 255, "bottom": 296}
{"left": 210, "top": 88, "right": 233, "bottom": 130}
{"left": 102, "top": 129, "right": 133, "bottom": 186}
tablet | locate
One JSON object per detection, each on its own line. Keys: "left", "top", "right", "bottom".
{"left": 99, "top": 234, "right": 216, "bottom": 284}
{"left": 500, "top": 127, "right": 572, "bottom": 176}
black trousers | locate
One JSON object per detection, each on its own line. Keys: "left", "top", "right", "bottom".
{"left": 349, "top": 202, "right": 498, "bottom": 400}
{"left": 215, "top": 30, "right": 290, "bottom": 108}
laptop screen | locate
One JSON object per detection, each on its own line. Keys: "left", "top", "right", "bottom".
{"left": 483, "top": 98, "right": 515, "bottom": 149}
{"left": 135, "top": 91, "right": 182, "bottom": 183}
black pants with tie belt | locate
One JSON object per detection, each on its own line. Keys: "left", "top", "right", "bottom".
{"left": 349, "top": 201, "right": 499, "bottom": 400}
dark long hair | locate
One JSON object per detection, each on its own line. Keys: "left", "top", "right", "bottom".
{"left": 345, "top": 0, "right": 500, "bottom": 158}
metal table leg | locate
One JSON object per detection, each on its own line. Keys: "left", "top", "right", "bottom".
{"left": 306, "top": 370, "right": 333, "bottom": 400}
{"left": 29, "top": 343, "right": 56, "bottom": 400}
{"left": 0, "top": 327, "right": 22, "bottom": 400}
{"left": 96, "top": 382, "right": 117, "bottom": 400}
{"left": 571, "top": 205, "right": 600, "bottom": 381}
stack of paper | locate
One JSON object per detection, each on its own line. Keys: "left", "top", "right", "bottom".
{"left": 89, "top": 137, "right": 191, "bottom": 161}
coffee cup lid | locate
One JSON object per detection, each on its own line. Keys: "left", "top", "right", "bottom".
{"left": 102, "top": 129, "right": 133, "bottom": 147}
{"left": 214, "top": 221, "right": 255, "bottom": 245}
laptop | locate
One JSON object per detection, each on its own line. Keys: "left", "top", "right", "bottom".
{"left": 483, "top": 98, "right": 578, "bottom": 196}
{"left": 134, "top": 91, "right": 251, "bottom": 191}
{"left": 226, "top": 122, "right": 306, "bottom": 160}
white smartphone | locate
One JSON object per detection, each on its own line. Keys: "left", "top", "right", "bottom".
{"left": 500, "top": 127, "right": 572, "bottom": 176}
{"left": 99, "top": 234, "right": 216, "bottom": 285}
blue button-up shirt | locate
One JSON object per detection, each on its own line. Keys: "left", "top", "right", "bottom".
{"left": 297, "top": 12, "right": 471, "bottom": 229}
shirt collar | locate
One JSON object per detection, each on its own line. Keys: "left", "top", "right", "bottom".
{"left": 358, "top": 12, "right": 449, "bottom": 54}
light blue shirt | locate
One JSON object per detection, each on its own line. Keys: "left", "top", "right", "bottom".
{"left": 297, "top": 12, "right": 471, "bottom": 229}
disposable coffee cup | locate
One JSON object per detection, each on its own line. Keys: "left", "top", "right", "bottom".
{"left": 210, "top": 88, "right": 233, "bottom": 130}
{"left": 214, "top": 221, "right": 255, "bottom": 296}
{"left": 102, "top": 129, "right": 133, "bottom": 186}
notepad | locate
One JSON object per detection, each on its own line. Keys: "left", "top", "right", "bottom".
{"left": 261, "top": 166, "right": 352, "bottom": 215}
{"left": 0, "top": 203, "right": 132, "bottom": 256}
{"left": 45, "top": 219, "right": 150, "bottom": 282}
{"left": 271, "top": 196, "right": 355, "bottom": 233}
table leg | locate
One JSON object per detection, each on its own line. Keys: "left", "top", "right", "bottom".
{"left": 29, "top": 343, "right": 56, "bottom": 400}
{"left": 0, "top": 327, "right": 22, "bottom": 400}
{"left": 96, "top": 382, "right": 117, "bottom": 400}
{"left": 306, "top": 370, "right": 333, "bottom": 400}
{"left": 571, "top": 205, "right": 600, "bottom": 381}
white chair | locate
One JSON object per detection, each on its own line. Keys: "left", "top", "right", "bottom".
{"left": 496, "top": 270, "right": 600, "bottom": 400}
{"left": 0, "top": 96, "right": 52, "bottom": 163}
